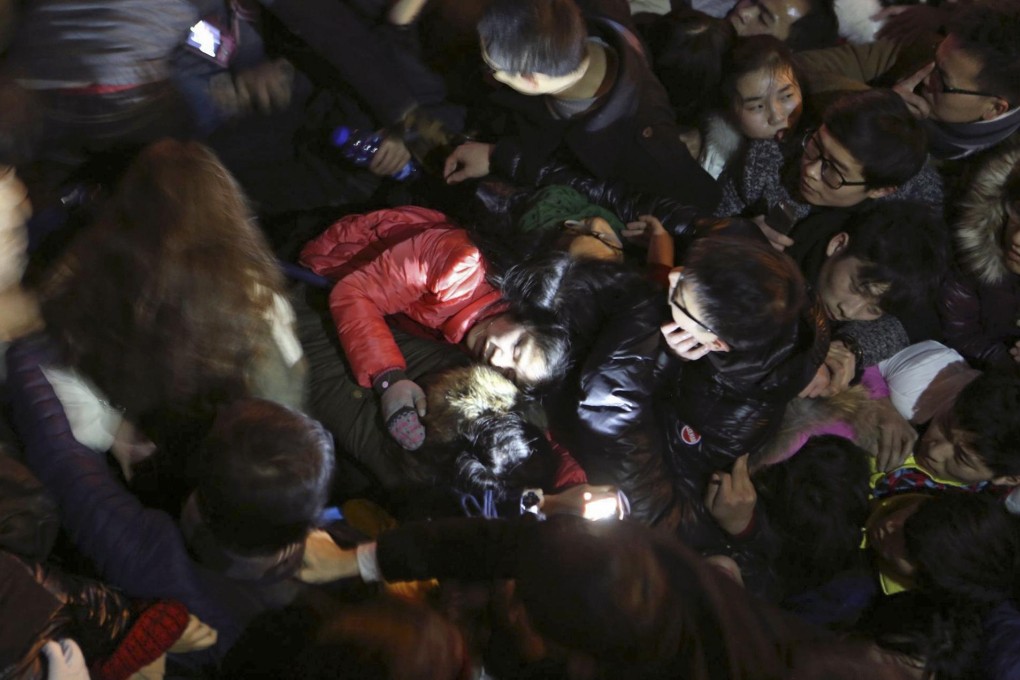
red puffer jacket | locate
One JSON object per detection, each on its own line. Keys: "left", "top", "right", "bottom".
{"left": 300, "top": 207, "right": 505, "bottom": 387}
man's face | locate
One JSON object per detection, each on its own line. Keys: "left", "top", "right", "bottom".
{"left": 465, "top": 314, "right": 550, "bottom": 385}
{"left": 799, "top": 126, "right": 883, "bottom": 208}
{"left": 865, "top": 495, "right": 927, "bottom": 580}
{"left": 921, "top": 34, "right": 1009, "bottom": 124}
{"left": 727, "top": 0, "right": 811, "bottom": 42}
{"left": 915, "top": 409, "right": 996, "bottom": 485}
{"left": 732, "top": 65, "right": 803, "bottom": 141}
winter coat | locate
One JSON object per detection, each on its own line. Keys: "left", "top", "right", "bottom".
{"left": 488, "top": 15, "right": 721, "bottom": 212}
{"left": 658, "top": 298, "right": 828, "bottom": 510}
{"left": 548, "top": 281, "right": 683, "bottom": 530}
{"left": 300, "top": 207, "right": 505, "bottom": 388}
{"left": 6, "top": 334, "right": 240, "bottom": 665}
{"left": 0, "top": 550, "right": 137, "bottom": 680}
{"left": 939, "top": 138, "right": 1020, "bottom": 370}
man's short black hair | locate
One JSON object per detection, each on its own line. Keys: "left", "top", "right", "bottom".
{"left": 684, "top": 228, "right": 809, "bottom": 352}
{"left": 198, "top": 399, "right": 334, "bottom": 553}
{"left": 905, "top": 493, "right": 1020, "bottom": 605}
{"left": 755, "top": 435, "right": 872, "bottom": 594}
{"left": 478, "top": 0, "right": 587, "bottom": 77}
{"left": 836, "top": 200, "right": 948, "bottom": 317}
{"left": 785, "top": 0, "right": 838, "bottom": 52}
{"left": 952, "top": 372, "right": 1020, "bottom": 478}
{"left": 952, "top": 0, "right": 1020, "bottom": 107}
{"left": 824, "top": 89, "right": 928, "bottom": 189}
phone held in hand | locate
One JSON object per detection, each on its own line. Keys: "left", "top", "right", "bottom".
{"left": 583, "top": 490, "right": 631, "bottom": 521}
{"left": 185, "top": 18, "right": 237, "bottom": 67}
{"left": 766, "top": 198, "right": 800, "bottom": 235}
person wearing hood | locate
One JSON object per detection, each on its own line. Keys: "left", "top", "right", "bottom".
{"left": 940, "top": 141, "right": 1020, "bottom": 371}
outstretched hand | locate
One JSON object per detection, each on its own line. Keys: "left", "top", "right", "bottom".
{"left": 443, "top": 142, "right": 493, "bottom": 184}
{"left": 872, "top": 397, "right": 917, "bottom": 471}
{"left": 704, "top": 454, "right": 757, "bottom": 536}
{"left": 298, "top": 530, "right": 362, "bottom": 584}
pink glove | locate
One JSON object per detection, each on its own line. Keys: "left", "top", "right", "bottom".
{"left": 375, "top": 372, "right": 427, "bottom": 450}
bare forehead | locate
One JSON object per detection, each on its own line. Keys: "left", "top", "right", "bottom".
{"left": 516, "top": 333, "right": 550, "bottom": 383}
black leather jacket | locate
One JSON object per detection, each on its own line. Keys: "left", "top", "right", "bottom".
{"left": 548, "top": 276, "right": 827, "bottom": 544}
{"left": 655, "top": 299, "right": 829, "bottom": 546}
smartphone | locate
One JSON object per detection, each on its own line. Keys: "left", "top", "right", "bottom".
{"left": 765, "top": 198, "right": 800, "bottom": 236}
{"left": 185, "top": 19, "right": 237, "bottom": 67}
{"left": 583, "top": 491, "right": 628, "bottom": 521}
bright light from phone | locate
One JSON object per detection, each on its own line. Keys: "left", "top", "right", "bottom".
{"left": 189, "top": 21, "right": 221, "bottom": 57}
{"left": 583, "top": 496, "right": 619, "bottom": 521}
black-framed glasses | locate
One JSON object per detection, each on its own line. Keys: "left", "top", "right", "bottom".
{"left": 668, "top": 272, "right": 717, "bottom": 336}
{"left": 801, "top": 129, "right": 869, "bottom": 191}
{"left": 930, "top": 59, "right": 1010, "bottom": 104}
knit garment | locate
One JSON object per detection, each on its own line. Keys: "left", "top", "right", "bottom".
{"left": 386, "top": 407, "right": 426, "bottom": 450}
{"left": 716, "top": 137, "right": 945, "bottom": 219}
{"left": 515, "top": 185, "right": 626, "bottom": 239}
{"left": 91, "top": 600, "right": 189, "bottom": 680}
{"left": 835, "top": 315, "right": 910, "bottom": 368}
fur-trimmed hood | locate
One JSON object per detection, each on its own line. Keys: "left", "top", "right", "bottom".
{"left": 425, "top": 364, "right": 531, "bottom": 444}
{"left": 755, "top": 387, "right": 882, "bottom": 467}
{"left": 954, "top": 136, "right": 1020, "bottom": 286}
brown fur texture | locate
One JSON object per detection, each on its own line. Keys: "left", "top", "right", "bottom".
{"left": 954, "top": 136, "right": 1020, "bottom": 286}
{"left": 756, "top": 386, "right": 882, "bottom": 467}
{"left": 425, "top": 365, "right": 523, "bottom": 444}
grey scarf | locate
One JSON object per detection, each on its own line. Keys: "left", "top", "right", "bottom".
{"left": 924, "top": 107, "right": 1020, "bottom": 160}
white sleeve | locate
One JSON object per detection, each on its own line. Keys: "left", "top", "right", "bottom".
{"left": 877, "top": 341, "right": 974, "bottom": 422}
{"left": 267, "top": 293, "right": 304, "bottom": 368}
{"left": 39, "top": 365, "right": 123, "bottom": 452}
{"left": 355, "top": 541, "right": 382, "bottom": 582}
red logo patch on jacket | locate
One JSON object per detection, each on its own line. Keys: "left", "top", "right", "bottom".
{"left": 680, "top": 425, "right": 701, "bottom": 446}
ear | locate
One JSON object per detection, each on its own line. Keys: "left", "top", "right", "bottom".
{"left": 982, "top": 98, "right": 1010, "bottom": 121}
{"left": 825, "top": 231, "right": 850, "bottom": 257}
{"left": 708, "top": 336, "right": 731, "bottom": 353}
{"left": 519, "top": 73, "right": 544, "bottom": 91}
{"left": 865, "top": 186, "right": 897, "bottom": 200}
{"left": 992, "top": 474, "right": 1020, "bottom": 487}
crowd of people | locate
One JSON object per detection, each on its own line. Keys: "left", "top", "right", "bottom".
{"left": 0, "top": 0, "right": 1019, "bottom": 677}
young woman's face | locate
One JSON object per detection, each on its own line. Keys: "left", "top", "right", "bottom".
{"left": 732, "top": 66, "right": 803, "bottom": 141}
{"left": 465, "top": 314, "right": 550, "bottom": 385}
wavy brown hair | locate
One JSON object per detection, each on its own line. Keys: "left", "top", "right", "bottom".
{"left": 42, "top": 139, "right": 285, "bottom": 421}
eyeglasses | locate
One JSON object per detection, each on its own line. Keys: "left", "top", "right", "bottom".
{"left": 801, "top": 130, "right": 869, "bottom": 191}
{"left": 668, "top": 272, "right": 717, "bottom": 336}
{"left": 562, "top": 220, "right": 624, "bottom": 254}
{"left": 929, "top": 59, "right": 1009, "bottom": 104}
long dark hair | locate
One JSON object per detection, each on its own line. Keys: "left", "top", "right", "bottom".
{"left": 42, "top": 139, "right": 285, "bottom": 421}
